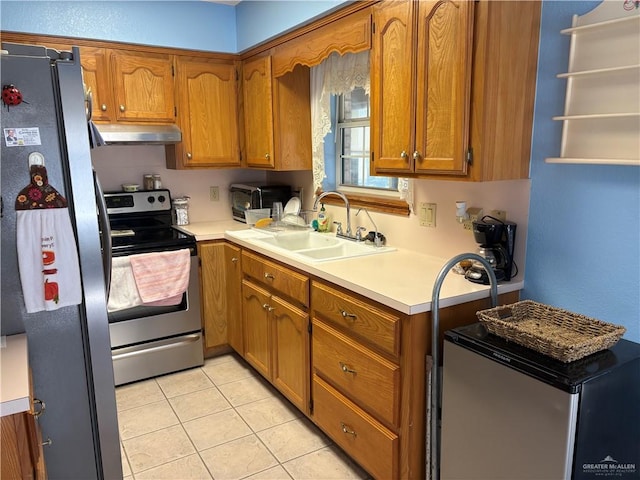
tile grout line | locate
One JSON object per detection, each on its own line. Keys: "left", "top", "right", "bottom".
{"left": 118, "top": 355, "right": 360, "bottom": 480}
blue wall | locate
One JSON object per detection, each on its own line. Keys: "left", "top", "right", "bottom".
{"left": 0, "top": 1, "right": 237, "bottom": 52}
{"left": 235, "top": 0, "right": 349, "bottom": 51}
{"left": 0, "top": 0, "right": 348, "bottom": 53}
{"left": 523, "top": 1, "right": 640, "bottom": 342}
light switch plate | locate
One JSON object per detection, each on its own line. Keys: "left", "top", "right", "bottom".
{"left": 419, "top": 202, "right": 436, "bottom": 227}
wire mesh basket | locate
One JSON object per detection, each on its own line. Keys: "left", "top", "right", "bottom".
{"left": 476, "top": 300, "right": 626, "bottom": 363}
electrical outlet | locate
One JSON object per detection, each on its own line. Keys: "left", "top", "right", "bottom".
{"left": 419, "top": 202, "right": 437, "bottom": 227}
{"left": 467, "top": 207, "right": 483, "bottom": 222}
{"left": 462, "top": 207, "right": 483, "bottom": 232}
{"left": 209, "top": 186, "right": 219, "bottom": 202}
{"left": 490, "top": 209, "right": 507, "bottom": 221}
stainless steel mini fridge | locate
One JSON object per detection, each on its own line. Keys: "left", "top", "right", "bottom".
{"left": 440, "top": 323, "right": 640, "bottom": 480}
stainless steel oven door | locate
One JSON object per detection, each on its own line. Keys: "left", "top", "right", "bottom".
{"left": 109, "top": 254, "right": 203, "bottom": 385}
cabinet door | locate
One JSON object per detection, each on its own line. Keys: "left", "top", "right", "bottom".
{"left": 1, "top": 412, "right": 45, "bottom": 480}
{"left": 200, "top": 242, "right": 228, "bottom": 349}
{"left": 242, "top": 279, "right": 272, "bottom": 378}
{"left": 414, "top": 0, "right": 474, "bottom": 175}
{"left": 174, "top": 57, "right": 241, "bottom": 168}
{"left": 79, "top": 47, "right": 114, "bottom": 123}
{"left": 242, "top": 55, "right": 275, "bottom": 168}
{"left": 225, "top": 244, "right": 243, "bottom": 354}
{"left": 110, "top": 51, "right": 175, "bottom": 123}
{"left": 371, "top": 0, "right": 416, "bottom": 174}
{"left": 271, "top": 295, "right": 309, "bottom": 412}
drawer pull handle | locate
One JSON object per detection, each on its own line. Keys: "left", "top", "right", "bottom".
{"left": 264, "top": 272, "right": 275, "bottom": 280}
{"left": 33, "top": 398, "right": 46, "bottom": 418}
{"left": 340, "top": 310, "right": 357, "bottom": 320}
{"left": 341, "top": 422, "right": 357, "bottom": 437}
{"left": 339, "top": 362, "right": 356, "bottom": 375}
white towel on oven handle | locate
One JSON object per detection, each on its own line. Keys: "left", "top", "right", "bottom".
{"left": 129, "top": 248, "right": 191, "bottom": 303}
{"left": 107, "top": 256, "right": 143, "bottom": 312}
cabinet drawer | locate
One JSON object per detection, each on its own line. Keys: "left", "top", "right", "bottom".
{"left": 242, "top": 250, "right": 309, "bottom": 306}
{"left": 313, "top": 374, "right": 398, "bottom": 480}
{"left": 313, "top": 319, "right": 399, "bottom": 426}
{"left": 311, "top": 281, "right": 399, "bottom": 356}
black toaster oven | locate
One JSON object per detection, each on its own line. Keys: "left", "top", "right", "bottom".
{"left": 230, "top": 183, "right": 292, "bottom": 222}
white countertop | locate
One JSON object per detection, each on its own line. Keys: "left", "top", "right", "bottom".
{"left": 1, "top": 334, "right": 31, "bottom": 417}
{"left": 175, "top": 220, "right": 247, "bottom": 241}
{"left": 180, "top": 221, "right": 524, "bottom": 316}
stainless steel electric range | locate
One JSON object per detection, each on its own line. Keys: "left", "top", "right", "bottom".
{"left": 103, "top": 189, "right": 203, "bottom": 386}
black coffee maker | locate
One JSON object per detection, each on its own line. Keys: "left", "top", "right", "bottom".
{"left": 465, "top": 216, "right": 517, "bottom": 284}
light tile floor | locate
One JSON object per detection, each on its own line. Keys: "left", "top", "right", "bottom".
{"left": 116, "top": 353, "right": 370, "bottom": 479}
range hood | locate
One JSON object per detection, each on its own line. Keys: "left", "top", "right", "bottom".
{"left": 95, "top": 124, "right": 182, "bottom": 145}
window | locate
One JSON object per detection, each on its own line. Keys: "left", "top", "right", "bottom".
{"left": 336, "top": 88, "right": 398, "bottom": 194}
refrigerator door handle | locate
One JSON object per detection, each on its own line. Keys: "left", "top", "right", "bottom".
{"left": 93, "top": 169, "right": 112, "bottom": 298}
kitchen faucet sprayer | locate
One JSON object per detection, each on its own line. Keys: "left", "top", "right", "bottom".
{"left": 356, "top": 208, "right": 383, "bottom": 247}
{"left": 313, "top": 191, "right": 352, "bottom": 238}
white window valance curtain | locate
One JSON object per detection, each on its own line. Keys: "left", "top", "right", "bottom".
{"left": 310, "top": 51, "right": 370, "bottom": 194}
{"left": 310, "top": 50, "right": 414, "bottom": 213}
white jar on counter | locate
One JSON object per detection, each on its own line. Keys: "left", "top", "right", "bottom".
{"left": 152, "top": 174, "right": 162, "bottom": 189}
{"left": 172, "top": 197, "right": 190, "bottom": 225}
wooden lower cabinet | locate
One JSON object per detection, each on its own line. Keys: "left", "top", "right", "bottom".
{"left": 1, "top": 412, "right": 45, "bottom": 480}
{"left": 241, "top": 251, "right": 310, "bottom": 413}
{"left": 313, "top": 374, "right": 398, "bottom": 480}
{"left": 310, "top": 279, "right": 520, "bottom": 479}
{"left": 227, "top": 247, "right": 520, "bottom": 479}
{"left": 199, "top": 241, "right": 242, "bottom": 355}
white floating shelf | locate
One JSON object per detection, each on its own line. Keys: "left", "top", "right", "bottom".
{"left": 550, "top": 1, "right": 640, "bottom": 166}
{"left": 561, "top": 14, "right": 639, "bottom": 34}
{"left": 557, "top": 64, "right": 640, "bottom": 78}
{"left": 553, "top": 112, "right": 640, "bottom": 121}
{"left": 545, "top": 157, "right": 640, "bottom": 166}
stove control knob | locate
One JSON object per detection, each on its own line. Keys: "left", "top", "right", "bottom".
{"left": 147, "top": 196, "right": 156, "bottom": 203}
{"left": 158, "top": 195, "right": 166, "bottom": 203}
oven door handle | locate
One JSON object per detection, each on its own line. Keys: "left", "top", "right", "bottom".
{"left": 111, "top": 333, "right": 202, "bottom": 361}
{"left": 93, "top": 168, "right": 112, "bottom": 298}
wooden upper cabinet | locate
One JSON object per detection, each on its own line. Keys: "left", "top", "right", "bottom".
{"left": 414, "top": 0, "right": 473, "bottom": 175}
{"left": 371, "top": 0, "right": 474, "bottom": 177}
{"left": 171, "top": 56, "right": 241, "bottom": 168}
{"left": 79, "top": 47, "right": 114, "bottom": 122}
{"left": 241, "top": 55, "right": 311, "bottom": 171}
{"left": 372, "top": 0, "right": 540, "bottom": 181}
{"left": 242, "top": 55, "right": 275, "bottom": 168}
{"left": 110, "top": 50, "right": 175, "bottom": 123}
{"left": 469, "top": 0, "right": 541, "bottom": 181}
{"left": 371, "top": 0, "right": 415, "bottom": 175}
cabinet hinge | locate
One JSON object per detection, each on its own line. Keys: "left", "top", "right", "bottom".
{"left": 174, "top": 106, "right": 177, "bottom": 117}
{"left": 370, "top": 151, "right": 374, "bottom": 163}
{"left": 308, "top": 320, "right": 312, "bottom": 334}
{"left": 466, "top": 147, "right": 473, "bottom": 165}
{"left": 235, "top": 68, "right": 239, "bottom": 82}
{"left": 309, "top": 399, "right": 314, "bottom": 414}
{"left": 372, "top": 21, "right": 375, "bottom": 34}
{"left": 172, "top": 64, "right": 175, "bottom": 77}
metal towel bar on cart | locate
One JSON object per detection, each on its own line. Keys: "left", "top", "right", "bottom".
{"left": 429, "top": 253, "right": 498, "bottom": 480}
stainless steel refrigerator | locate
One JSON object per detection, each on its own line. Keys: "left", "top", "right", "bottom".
{"left": 440, "top": 323, "right": 640, "bottom": 480}
{"left": 1, "top": 43, "right": 122, "bottom": 479}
